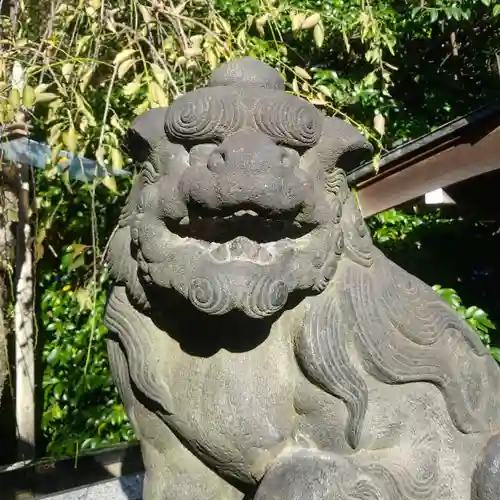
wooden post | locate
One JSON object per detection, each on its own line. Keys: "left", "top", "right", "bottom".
{"left": 11, "top": 61, "right": 36, "bottom": 462}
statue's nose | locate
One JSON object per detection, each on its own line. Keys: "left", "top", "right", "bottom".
{"left": 202, "top": 134, "right": 310, "bottom": 213}
{"left": 182, "top": 130, "right": 314, "bottom": 214}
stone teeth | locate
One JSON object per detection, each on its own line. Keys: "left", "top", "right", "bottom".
{"left": 179, "top": 216, "right": 190, "bottom": 225}
{"left": 210, "top": 244, "right": 230, "bottom": 262}
{"left": 234, "top": 210, "right": 258, "bottom": 217}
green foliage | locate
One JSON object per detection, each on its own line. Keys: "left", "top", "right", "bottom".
{"left": 36, "top": 173, "right": 134, "bottom": 456}
{"left": 0, "top": 0, "right": 498, "bottom": 457}
{"left": 432, "top": 285, "right": 497, "bottom": 353}
{"left": 41, "top": 265, "right": 134, "bottom": 456}
{"left": 369, "top": 208, "right": 498, "bottom": 357}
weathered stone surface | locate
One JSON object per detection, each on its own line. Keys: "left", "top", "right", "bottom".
{"left": 103, "top": 56, "right": 500, "bottom": 500}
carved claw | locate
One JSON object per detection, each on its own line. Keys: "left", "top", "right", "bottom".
{"left": 472, "top": 433, "right": 500, "bottom": 500}
{"left": 254, "top": 448, "right": 382, "bottom": 500}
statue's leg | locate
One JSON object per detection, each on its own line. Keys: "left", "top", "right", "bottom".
{"left": 254, "top": 448, "right": 376, "bottom": 500}
{"left": 254, "top": 446, "right": 441, "bottom": 500}
{"left": 107, "top": 335, "right": 245, "bottom": 500}
{"left": 472, "top": 433, "right": 500, "bottom": 500}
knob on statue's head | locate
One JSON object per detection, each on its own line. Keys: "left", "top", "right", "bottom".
{"left": 207, "top": 56, "right": 285, "bottom": 90}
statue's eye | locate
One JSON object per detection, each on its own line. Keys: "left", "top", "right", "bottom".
{"left": 280, "top": 148, "right": 299, "bottom": 168}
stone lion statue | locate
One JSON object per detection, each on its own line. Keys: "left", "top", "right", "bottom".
{"left": 104, "top": 57, "right": 500, "bottom": 500}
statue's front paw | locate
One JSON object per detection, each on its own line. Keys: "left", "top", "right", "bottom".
{"left": 472, "top": 433, "right": 500, "bottom": 500}
{"left": 254, "top": 448, "right": 380, "bottom": 500}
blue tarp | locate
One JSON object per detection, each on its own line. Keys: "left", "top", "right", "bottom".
{"left": 0, "top": 137, "right": 129, "bottom": 182}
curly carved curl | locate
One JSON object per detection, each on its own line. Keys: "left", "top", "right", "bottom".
{"left": 253, "top": 93, "right": 322, "bottom": 147}
{"left": 164, "top": 88, "right": 244, "bottom": 142}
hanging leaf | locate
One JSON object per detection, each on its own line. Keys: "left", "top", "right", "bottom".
{"left": 206, "top": 48, "right": 218, "bottom": 70}
{"left": 102, "top": 175, "right": 118, "bottom": 193}
{"left": 75, "top": 93, "right": 97, "bottom": 127}
{"left": 219, "top": 18, "right": 231, "bottom": 34}
{"left": 373, "top": 113, "right": 386, "bottom": 136}
{"left": 313, "top": 22, "right": 324, "bottom": 48}
{"left": 113, "top": 48, "right": 136, "bottom": 66}
{"left": 317, "top": 85, "right": 332, "bottom": 98}
{"left": 62, "top": 125, "right": 78, "bottom": 154}
{"left": 110, "top": 147, "right": 124, "bottom": 171}
{"left": 36, "top": 92, "right": 58, "bottom": 104}
{"left": 22, "top": 85, "right": 36, "bottom": 108}
{"left": 122, "top": 77, "right": 142, "bottom": 97}
{"left": 150, "top": 63, "right": 166, "bottom": 86}
{"left": 173, "top": 1, "right": 187, "bottom": 14}
{"left": 184, "top": 47, "right": 202, "bottom": 58}
{"left": 118, "top": 58, "right": 136, "bottom": 80}
{"left": 342, "top": 29, "right": 350, "bottom": 52}
{"left": 95, "top": 146, "right": 106, "bottom": 165}
{"left": 291, "top": 13, "right": 306, "bottom": 31}
{"left": 149, "top": 81, "right": 169, "bottom": 107}
{"left": 137, "top": 3, "right": 153, "bottom": 23}
{"left": 294, "top": 66, "right": 312, "bottom": 80}
{"left": 61, "top": 63, "right": 74, "bottom": 83}
{"left": 79, "top": 68, "right": 94, "bottom": 93}
{"left": 301, "top": 13, "right": 321, "bottom": 29}
{"left": 364, "top": 72, "right": 378, "bottom": 86}
{"left": 255, "top": 15, "right": 268, "bottom": 35}
{"left": 9, "top": 88, "right": 20, "bottom": 109}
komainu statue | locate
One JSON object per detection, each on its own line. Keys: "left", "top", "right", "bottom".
{"left": 103, "top": 57, "right": 500, "bottom": 500}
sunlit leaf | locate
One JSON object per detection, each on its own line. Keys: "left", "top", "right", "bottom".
{"left": 301, "top": 13, "right": 321, "bottom": 30}
{"left": 113, "top": 48, "right": 136, "bottom": 66}
{"left": 294, "top": 66, "right": 312, "bottom": 80}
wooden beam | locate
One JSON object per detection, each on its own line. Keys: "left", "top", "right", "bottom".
{"left": 357, "top": 126, "right": 500, "bottom": 218}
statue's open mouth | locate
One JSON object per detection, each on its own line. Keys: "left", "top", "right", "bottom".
{"left": 165, "top": 206, "right": 317, "bottom": 245}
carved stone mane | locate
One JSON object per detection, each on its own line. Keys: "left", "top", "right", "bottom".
{"left": 104, "top": 57, "right": 500, "bottom": 500}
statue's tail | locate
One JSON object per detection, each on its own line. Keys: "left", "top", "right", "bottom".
{"left": 472, "top": 433, "right": 500, "bottom": 500}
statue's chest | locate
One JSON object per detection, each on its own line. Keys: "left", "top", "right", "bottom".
{"left": 166, "top": 320, "right": 298, "bottom": 477}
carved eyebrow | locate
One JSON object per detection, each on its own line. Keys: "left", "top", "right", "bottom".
{"left": 164, "top": 88, "right": 245, "bottom": 142}
{"left": 252, "top": 92, "right": 323, "bottom": 147}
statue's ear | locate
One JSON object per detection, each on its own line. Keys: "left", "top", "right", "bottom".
{"left": 318, "top": 117, "right": 373, "bottom": 175}
{"left": 122, "top": 107, "right": 168, "bottom": 163}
